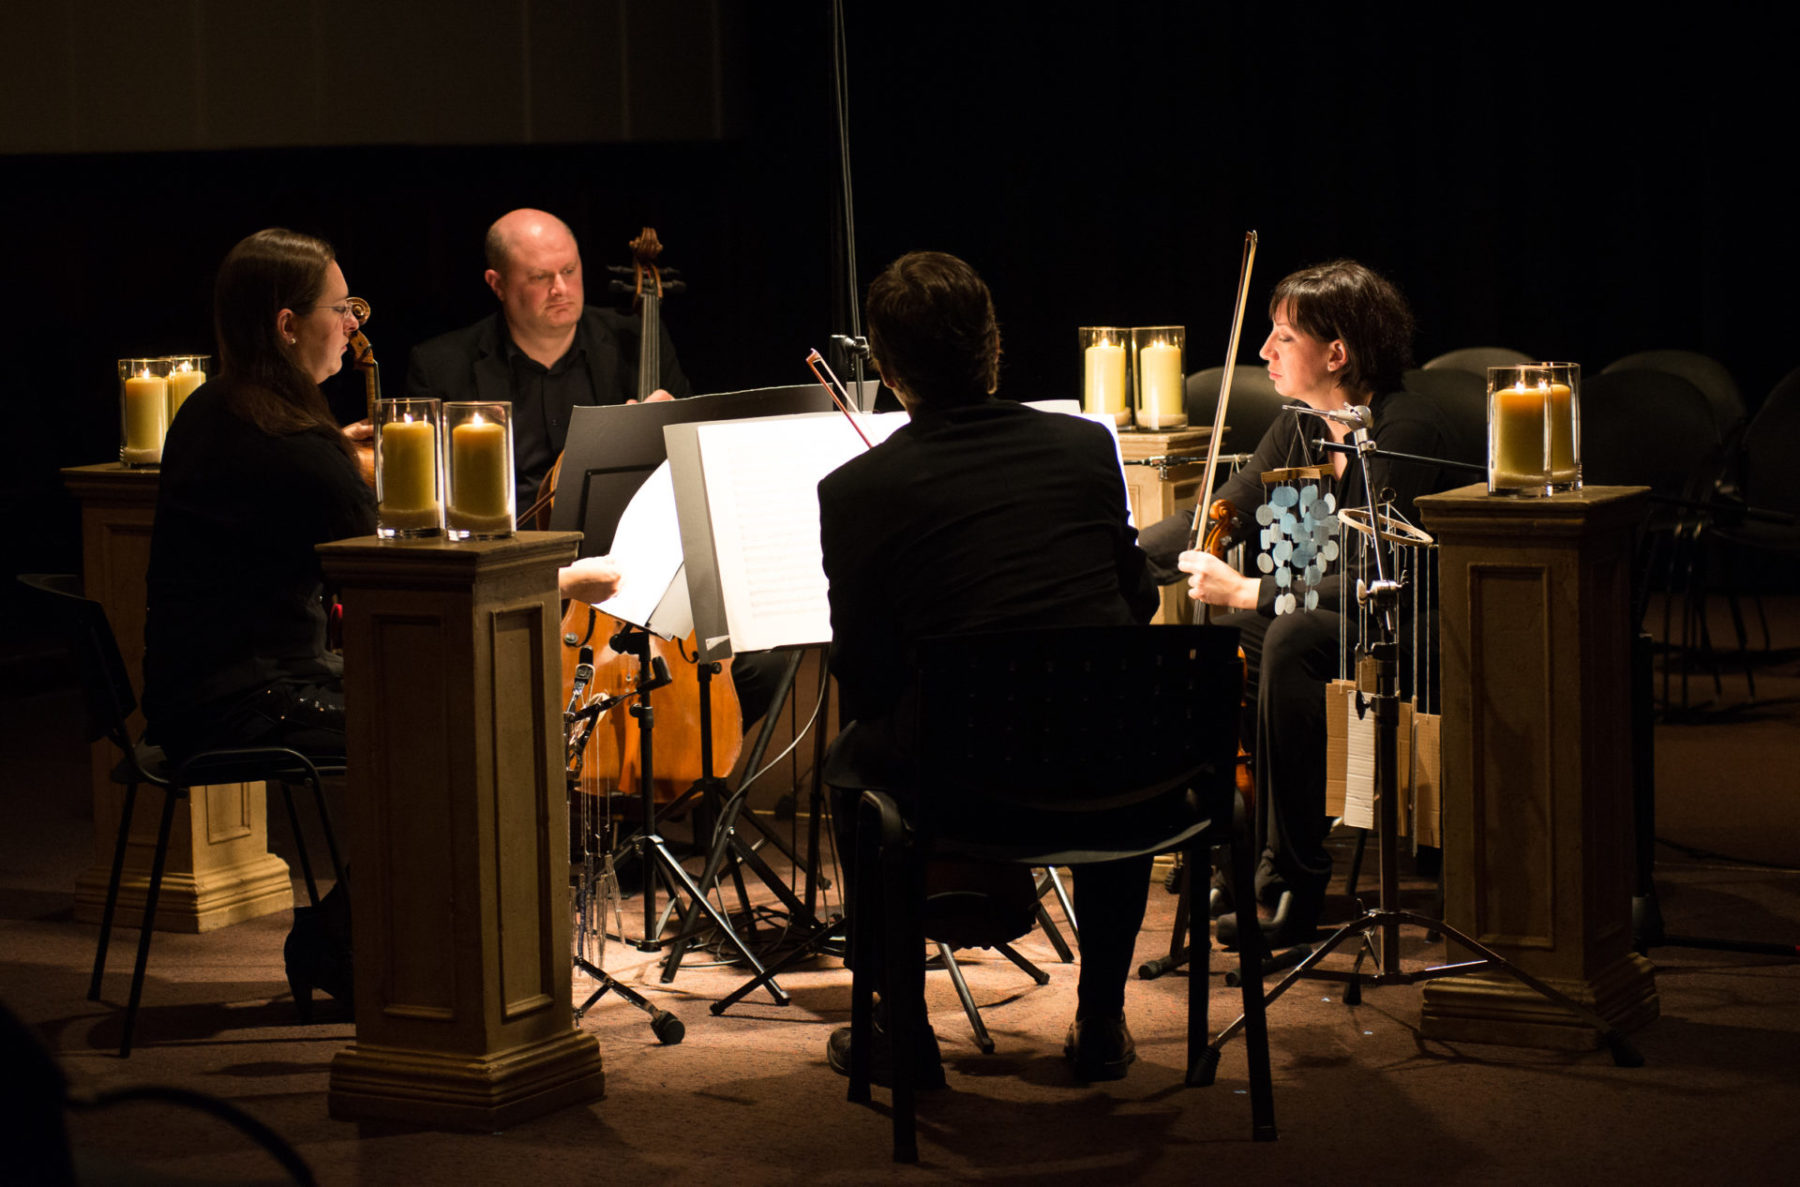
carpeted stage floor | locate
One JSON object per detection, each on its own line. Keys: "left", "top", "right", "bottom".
{"left": 2, "top": 597, "right": 1798, "bottom": 1184}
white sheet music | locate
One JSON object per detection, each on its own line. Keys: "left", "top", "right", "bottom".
{"left": 1343, "top": 694, "right": 1375, "bottom": 830}
{"left": 693, "top": 405, "right": 1131, "bottom": 653}
{"left": 696, "top": 412, "right": 906, "bottom": 652}
{"left": 596, "top": 460, "right": 688, "bottom": 637}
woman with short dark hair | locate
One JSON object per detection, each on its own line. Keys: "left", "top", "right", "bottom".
{"left": 1141, "top": 258, "right": 1478, "bottom": 947}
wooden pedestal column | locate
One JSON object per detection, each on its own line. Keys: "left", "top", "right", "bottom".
{"left": 1118, "top": 427, "right": 1210, "bottom": 625}
{"left": 320, "top": 531, "right": 603, "bottom": 1129}
{"left": 62, "top": 464, "right": 291, "bottom": 933}
{"left": 1414, "top": 484, "right": 1658, "bottom": 1049}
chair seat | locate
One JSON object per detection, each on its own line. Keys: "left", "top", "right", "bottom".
{"left": 930, "top": 788, "right": 1219, "bottom": 868}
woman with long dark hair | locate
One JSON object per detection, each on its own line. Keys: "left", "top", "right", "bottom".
{"left": 143, "top": 228, "right": 375, "bottom": 764}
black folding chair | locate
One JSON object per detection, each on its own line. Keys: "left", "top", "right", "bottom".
{"left": 19, "top": 574, "right": 346, "bottom": 1056}
{"left": 844, "top": 623, "right": 1276, "bottom": 1162}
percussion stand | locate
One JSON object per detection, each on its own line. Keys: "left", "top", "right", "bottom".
{"left": 1198, "top": 429, "right": 1644, "bottom": 1081}
{"left": 661, "top": 649, "right": 828, "bottom": 984}
{"left": 608, "top": 622, "right": 789, "bottom": 1005}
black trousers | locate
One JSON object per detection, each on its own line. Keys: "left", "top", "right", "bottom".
{"left": 158, "top": 680, "right": 348, "bottom": 768}
{"left": 1219, "top": 607, "right": 1344, "bottom": 893}
{"left": 826, "top": 728, "right": 1151, "bottom": 1020}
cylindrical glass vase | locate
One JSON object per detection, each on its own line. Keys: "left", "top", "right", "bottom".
{"left": 1079, "top": 326, "right": 1131, "bottom": 427}
{"left": 118, "top": 358, "right": 170, "bottom": 467}
{"left": 443, "top": 401, "right": 515, "bottom": 540}
{"left": 375, "top": 397, "right": 443, "bottom": 538}
{"left": 162, "top": 355, "right": 211, "bottom": 425}
{"left": 1132, "top": 326, "right": 1186, "bottom": 430}
{"left": 1488, "top": 362, "right": 1581, "bottom": 496}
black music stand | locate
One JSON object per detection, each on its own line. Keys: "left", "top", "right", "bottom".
{"left": 1199, "top": 425, "right": 1644, "bottom": 1080}
{"left": 663, "top": 409, "right": 896, "bottom": 1011}
{"left": 556, "top": 386, "right": 853, "bottom": 1008}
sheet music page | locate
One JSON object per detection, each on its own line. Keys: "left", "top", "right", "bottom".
{"left": 596, "top": 460, "right": 686, "bottom": 634}
{"left": 696, "top": 412, "right": 908, "bottom": 652}
{"left": 1343, "top": 694, "right": 1375, "bottom": 830}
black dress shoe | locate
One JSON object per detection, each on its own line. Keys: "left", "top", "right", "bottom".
{"left": 1064, "top": 1014, "right": 1136, "bottom": 1082}
{"left": 827, "top": 1021, "right": 947, "bottom": 1090}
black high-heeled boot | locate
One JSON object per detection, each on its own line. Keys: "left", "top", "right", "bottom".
{"left": 285, "top": 884, "right": 354, "bottom": 1022}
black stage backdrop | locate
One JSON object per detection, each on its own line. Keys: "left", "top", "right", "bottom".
{"left": 3, "top": 4, "right": 1794, "bottom": 583}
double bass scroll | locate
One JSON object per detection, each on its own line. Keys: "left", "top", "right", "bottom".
{"left": 557, "top": 227, "right": 743, "bottom": 805}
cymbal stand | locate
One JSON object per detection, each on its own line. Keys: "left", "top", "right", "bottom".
{"left": 1198, "top": 430, "right": 1644, "bottom": 1081}
{"left": 661, "top": 649, "right": 827, "bottom": 984}
{"left": 608, "top": 622, "right": 788, "bottom": 1005}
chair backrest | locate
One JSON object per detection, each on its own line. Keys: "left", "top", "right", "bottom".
{"left": 1579, "top": 370, "right": 1722, "bottom": 500}
{"left": 16, "top": 574, "right": 139, "bottom": 755}
{"left": 1185, "top": 365, "right": 1291, "bottom": 454}
{"left": 1740, "top": 364, "right": 1800, "bottom": 516}
{"left": 1422, "top": 346, "right": 1535, "bottom": 375}
{"left": 914, "top": 624, "right": 1240, "bottom": 830}
{"left": 1602, "top": 349, "right": 1747, "bottom": 439}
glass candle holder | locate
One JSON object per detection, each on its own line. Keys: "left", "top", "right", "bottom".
{"left": 374, "top": 397, "right": 443, "bottom": 538}
{"left": 1131, "top": 326, "right": 1186, "bottom": 430}
{"left": 1079, "top": 326, "right": 1131, "bottom": 427}
{"left": 118, "top": 358, "right": 170, "bottom": 467}
{"left": 443, "top": 401, "right": 515, "bottom": 540}
{"left": 162, "top": 355, "right": 211, "bottom": 425}
{"left": 1487, "top": 362, "right": 1582, "bottom": 496}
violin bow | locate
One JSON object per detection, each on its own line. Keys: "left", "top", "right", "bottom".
{"left": 1191, "top": 230, "right": 1258, "bottom": 551}
{"left": 806, "top": 348, "right": 874, "bottom": 449}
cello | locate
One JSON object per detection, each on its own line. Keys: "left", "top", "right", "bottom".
{"left": 345, "top": 297, "right": 378, "bottom": 487}
{"left": 555, "top": 228, "right": 744, "bottom": 809}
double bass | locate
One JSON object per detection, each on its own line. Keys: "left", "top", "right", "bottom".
{"left": 554, "top": 229, "right": 744, "bottom": 806}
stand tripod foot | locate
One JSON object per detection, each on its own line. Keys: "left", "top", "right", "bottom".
{"left": 1188, "top": 1044, "right": 1220, "bottom": 1087}
{"left": 1139, "top": 948, "right": 1187, "bottom": 980}
{"left": 575, "top": 957, "right": 685, "bottom": 1044}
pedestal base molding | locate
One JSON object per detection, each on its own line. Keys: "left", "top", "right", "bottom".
{"left": 1419, "top": 951, "right": 1659, "bottom": 1050}
{"left": 73, "top": 852, "right": 294, "bottom": 934}
{"left": 328, "top": 1030, "right": 605, "bottom": 1130}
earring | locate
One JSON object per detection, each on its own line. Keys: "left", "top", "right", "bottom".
{"left": 286, "top": 336, "right": 296, "bottom": 345}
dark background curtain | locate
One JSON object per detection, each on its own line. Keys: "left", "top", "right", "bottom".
{"left": 3, "top": 3, "right": 1792, "bottom": 582}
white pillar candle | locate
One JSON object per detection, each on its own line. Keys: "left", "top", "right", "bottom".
{"left": 1084, "top": 341, "right": 1128, "bottom": 425}
{"left": 121, "top": 372, "right": 168, "bottom": 465}
{"left": 1137, "top": 342, "right": 1183, "bottom": 429}
{"left": 447, "top": 418, "right": 513, "bottom": 534}
{"left": 379, "top": 419, "right": 441, "bottom": 529}
{"left": 166, "top": 366, "right": 204, "bottom": 421}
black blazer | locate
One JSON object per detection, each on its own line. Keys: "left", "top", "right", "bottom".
{"left": 818, "top": 398, "right": 1158, "bottom": 731}
{"left": 404, "top": 306, "right": 691, "bottom": 509}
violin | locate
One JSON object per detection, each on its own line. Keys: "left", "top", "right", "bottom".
{"left": 345, "top": 297, "right": 378, "bottom": 487}
{"left": 554, "top": 228, "right": 744, "bottom": 805}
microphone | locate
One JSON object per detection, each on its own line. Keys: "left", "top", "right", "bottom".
{"left": 1285, "top": 403, "right": 1374, "bottom": 431}
{"left": 566, "top": 645, "right": 594, "bottom": 720}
